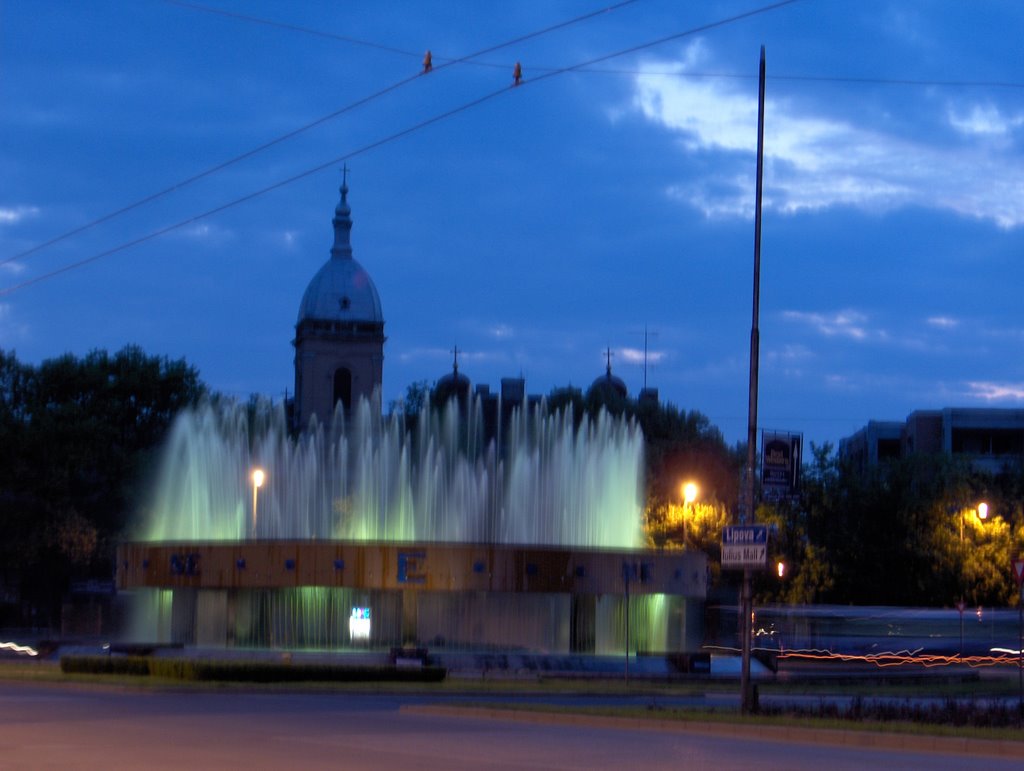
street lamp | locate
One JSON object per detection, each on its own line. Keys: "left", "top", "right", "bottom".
{"left": 681, "top": 482, "right": 698, "bottom": 548}
{"left": 956, "top": 500, "right": 989, "bottom": 658}
{"left": 958, "top": 501, "right": 989, "bottom": 542}
{"left": 251, "top": 467, "right": 265, "bottom": 535}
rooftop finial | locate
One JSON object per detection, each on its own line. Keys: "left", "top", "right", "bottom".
{"left": 331, "top": 167, "right": 353, "bottom": 260}
{"left": 604, "top": 346, "right": 613, "bottom": 376}
{"left": 451, "top": 344, "right": 460, "bottom": 374}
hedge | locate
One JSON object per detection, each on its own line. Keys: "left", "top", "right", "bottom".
{"left": 59, "top": 655, "right": 446, "bottom": 683}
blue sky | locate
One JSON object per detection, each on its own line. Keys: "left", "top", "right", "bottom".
{"left": 2, "top": 0, "right": 1023, "bottom": 450}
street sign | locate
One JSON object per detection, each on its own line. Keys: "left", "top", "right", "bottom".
{"left": 1012, "top": 557, "right": 1024, "bottom": 586}
{"left": 722, "top": 525, "right": 768, "bottom": 569}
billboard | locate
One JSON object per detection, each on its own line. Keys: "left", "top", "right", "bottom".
{"left": 761, "top": 430, "right": 802, "bottom": 501}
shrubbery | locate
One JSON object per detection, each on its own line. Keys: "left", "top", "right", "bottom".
{"left": 759, "top": 694, "right": 1024, "bottom": 728}
{"left": 59, "top": 655, "right": 446, "bottom": 683}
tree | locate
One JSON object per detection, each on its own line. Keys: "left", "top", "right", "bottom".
{"left": 0, "top": 346, "right": 204, "bottom": 627}
{"left": 768, "top": 443, "right": 1024, "bottom": 608}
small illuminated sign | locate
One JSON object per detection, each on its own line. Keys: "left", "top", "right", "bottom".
{"left": 349, "top": 607, "right": 371, "bottom": 641}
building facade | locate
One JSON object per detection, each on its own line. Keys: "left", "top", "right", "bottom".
{"left": 840, "top": 408, "right": 1024, "bottom": 474}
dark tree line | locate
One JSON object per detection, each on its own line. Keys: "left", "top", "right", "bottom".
{"left": 0, "top": 346, "right": 203, "bottom": 627}
{"left": 756, "top": 444, "right": 1024, "bottom": 608}
{"left": 9, "top": 342, "right": 1023, "bottom": 633}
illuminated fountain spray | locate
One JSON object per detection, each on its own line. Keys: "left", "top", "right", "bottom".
{"left": 121, "top": 396, "right": 708, "bottom": 655}
{"left": 139, "top": 396, "right": 645, "bottom": 550}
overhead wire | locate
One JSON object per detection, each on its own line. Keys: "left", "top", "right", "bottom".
{"left": 1, "top": 0, "right": 642, "bottom": 269}
{"left": 164, "top": 0, "right": 1024, "bottom": 88}
{"left": 1, "top": 0, "right": 803, "bottom": 296}
{"left": 161, "top": 0, "right": 424, "bottom": 59}
{"left": 12, "top": 0, "right": 1017, "bottom": 275}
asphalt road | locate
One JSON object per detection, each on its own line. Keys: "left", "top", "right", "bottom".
{"left": 0, "top": 682, "right": 1019, "bottom": 770}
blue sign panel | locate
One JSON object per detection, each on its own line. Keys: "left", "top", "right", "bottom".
{"left": 721, "top": 525, "right": 768, "bottom": 569}
{"left": 397, "top": 551, "right": 427, "bottom": 584}
{"left": 762, "top": 430, "right": 802, "bottom": 501}
{"left": 723, "top": 525, "right": 768, "bottom": 544}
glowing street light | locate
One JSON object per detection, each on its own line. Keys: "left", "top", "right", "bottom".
{"left": 683, "top": 482, "right": 698, "bottom": 506}
{"left": 681, "top": 482, "right": 698, "bottom": 548}
{"left": 958, "top": 500, "right": 990, "bottom": 542}
{"left": 251, "top": 467, "right": 265, "bottom": 535}
{"left": 777, "top": 561, "right": 785, "bottom": 579}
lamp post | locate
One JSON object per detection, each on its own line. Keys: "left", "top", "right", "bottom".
{"left": 956, "top": 501, "right": 988, "bottom": 659}
{"left": 682, "top": 481, "right": 698, "bottom": 549}
{"left": 251, "top": 467, "right": 265, "bottom": 536}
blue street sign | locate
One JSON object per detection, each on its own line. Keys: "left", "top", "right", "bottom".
{"left": 722, "top": 525, "right": 768, "bottom": 569}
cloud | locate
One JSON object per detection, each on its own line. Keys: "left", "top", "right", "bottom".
{"left": 628, "top": 44, "right": 1024, "bottom": 228}
{"left": 781, "top": 309, "right": 877, "bottom": 341}
{"left": 279, "top": 230, "right": 301, "bottom": 250}
{"left": 966, "top": 381, "right": 1024, "bottom": 401}
{"left": 927, "top": 316, "right": 959, "bottom": 328}
{"left": 0, "top": 303, "right": 29, "bottom": 344}
{"left": 396, "top": 346, "right": 451, "bottom": 364}
{"left": 0, "top": 206, "right": 40, "bottom": 225}
{"left": 173, "top": 223, "right": 233, "bottom": 243}
{"left": 395, "top": 345, "right": 506, "bottom": 367}
{"left": 948, "top": 103, "right": 1024, "bottom": 138}
{"left": 766, "top": 343, "right": 812, "bottom": 362}
{"left": 618, "top": 346, "right": 666, "bottom": 365}
{"left": 488, "top": 323, "right": 514, "bottom": 339}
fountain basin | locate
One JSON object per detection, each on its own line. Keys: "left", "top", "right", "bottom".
{"left": 118, "top": 540, "right": 707, "bottom": 654}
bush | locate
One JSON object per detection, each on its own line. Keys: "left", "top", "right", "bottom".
{"left": 60, "top": 655, "right": 150, "bottom": 676}
{"left": 59, "top": 655, "right": 447, "bottom": 684}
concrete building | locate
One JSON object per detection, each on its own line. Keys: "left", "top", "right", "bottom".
{"left": 293, "top": 178, "right": 385, "bottom": 430}
{"left": 840, "top": 408, "right": 1024, "bottom": 474}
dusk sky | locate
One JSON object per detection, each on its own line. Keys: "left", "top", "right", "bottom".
{"left": 2, "top": 0, "right": 1023, "bottom": 450}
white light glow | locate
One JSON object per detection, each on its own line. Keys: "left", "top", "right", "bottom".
{"left": 349, "top": 607, "right": 371, "bottom": 641}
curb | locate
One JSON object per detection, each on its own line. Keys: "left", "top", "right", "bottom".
{"left": 401, "top": 704, "right": 1024, "bottom": 759}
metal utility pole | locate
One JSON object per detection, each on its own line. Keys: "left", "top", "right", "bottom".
{"left": 740, "top": 44, "right": 766, "bottom": 716}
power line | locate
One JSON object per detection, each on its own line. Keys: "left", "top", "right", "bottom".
{"left": 1, "top": 0, "right": 801, "bottom": 296}
{"left": 621, "top": 70, "right": 1024, "bottom": 89}
{"left": 2, "top": 0, "right": 641, "bottom": 269}
{"left": 0, "top": 88, "right": 515, "bottom": 296}
{"left": 167, "top": 0, "right": 1024, "bottom": 89}
{"left": 162, "top": 0, "right": 423, "bottom": 59}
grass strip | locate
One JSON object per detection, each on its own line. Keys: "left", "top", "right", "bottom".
{"left": 448, "top": 700, "right": 1024, "bottom": 743}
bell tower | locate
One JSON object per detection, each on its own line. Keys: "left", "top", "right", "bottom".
{"left": 293, "top": 175, "right": 385, "bottom": 429}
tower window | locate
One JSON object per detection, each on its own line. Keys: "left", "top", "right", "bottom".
{"left": 333, "top": 367, "right": 353, "bottom": 411}
{"left": 339, "top": 296, "right": 351, "bottom": 310}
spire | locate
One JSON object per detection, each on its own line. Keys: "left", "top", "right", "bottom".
{"left": 331, "top": 166, "right": 353, "bottom": 260}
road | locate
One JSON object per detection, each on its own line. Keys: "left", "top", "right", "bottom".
{"left": 0, "top": 682, "right": 1019, "bottom": 770}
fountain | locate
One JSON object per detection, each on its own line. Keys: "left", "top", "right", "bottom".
{"left": 141, "top": 395, "right": 644, "bottom": 548}
{"left": 119, "top": 395, "right": 707, "bottom": 655}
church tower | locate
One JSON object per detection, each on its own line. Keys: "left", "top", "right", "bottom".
{"left": 293, "top": 177, "right": 385, "bottom": 429}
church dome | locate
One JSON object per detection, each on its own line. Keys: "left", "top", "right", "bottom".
{"left": 434, "top": 349, "right": 471, "bottom": 406}
{"left": 297, "top": 180, "right": 383, "bottom": 324}
{"left": 588, "top": 350, "right": 628, "bottom": 400}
